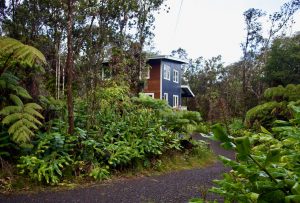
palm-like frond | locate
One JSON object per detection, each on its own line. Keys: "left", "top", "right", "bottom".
{"left": 0, "top": 102, "right": 44, "bottom": 144}
{"left": 0, "top": 37, "right": 46, "bottom": 70}
{"left": 9, "top": 94, "right": 24, "bottom": 106}
{"left": 0, "top": 72, "right": 32, "bottom": 100}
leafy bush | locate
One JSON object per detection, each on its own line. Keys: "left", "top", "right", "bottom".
{"left": 11, "top": 83, "right": 205, "bottom": 185}
{"left": 89, "top": 165, "right": 110, "bottom": 180}
{"left": 264, "top": 84, "right": 300, "bottom": 102}
{"left": 161, "top": 110, "right": 202, "bottom": 134}
{"left": 202, "top": 104, "right": 300, "bottom": 202}
{"left": 18, "top": 154, "right": 72, "bottom": 184}
{"left": 244, "top": 101, "right": 289, "bottom": 128}
{"left": 245, "top": 84, "right": 300, "bottom": 128}
{"left": 132, "top": 93, "right": 170, "bottom": 111}
{"left": 17, "top": 130, "right": 75, "bottom": 184}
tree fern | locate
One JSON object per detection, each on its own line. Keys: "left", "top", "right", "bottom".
{"left": 0, "top": 37, "right": 46, "bottom": 72}
{"left": 0, "top": 72, "right": 32, "bottom": 109}
{"left": 0, "top": 102, "right": 44, "bottom": 143}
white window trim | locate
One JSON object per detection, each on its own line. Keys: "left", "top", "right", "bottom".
{"left": 144, "top": 93, "right": 155, "bottom": 98}
{"left": 163, "top": 64, "right": 170, "bottom": 80}
{"left": 163, "top": 93, "right": 168, "bottom": 102}
{"left": 173, "top": 95, "right": 179, "bottom": 108}
{"left": 173, "top": 69, "right": 179, "bottom": 83}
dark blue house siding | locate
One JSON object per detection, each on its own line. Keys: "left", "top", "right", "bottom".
{"left": 161, "top": 60, "right": 181, "bottom": 107}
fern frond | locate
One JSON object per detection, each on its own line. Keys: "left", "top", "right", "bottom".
{"left": 2, "top": 112, "right": 23, "bottom": 124}
{"left": 0, "top": 72, "right": 18, "bottom": 86}
{"left": 13, "top": 126, "right": 34, "bottom": 136}
{"left": 8, "top": 119, "right": 25, "bottom": 134}
{"left": 8, "top": 119, "right": 38, "bottom": 136}
{"left": 24, "top": 103, "right": 43, "bottom": 110}
{"left": 23, "top": 107, "right": 44, "bottom": 119}
{"left": 13, "top": 131, "right": 31, "bottom": 143}
{"left": 13, "top": 86, "right": 32, "bottom": 99}
{"left": 9, "top": 94, "right": 23, "bottom": 106}
{"left": 1, "top": 100, "right": 43, "bottom": 144}
{"left": 0, "top": 37, "right": 46, "bottom": 68}
{"left": 0, "top": 105, "right": 22, "bottom": 115}
{"left": 22, "top": 113, "right": 43, "bottom": 126}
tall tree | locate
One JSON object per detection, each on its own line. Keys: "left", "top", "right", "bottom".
{"left": 264, "top": 33, "right": 300, "bottom": 86}
{"left": 66, "top": 0, "right": 74, "bottom": 134}
{"left": 240, "top": 0, "right": 300, "bottom": 112}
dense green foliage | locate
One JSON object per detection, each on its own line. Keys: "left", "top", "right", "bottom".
{"left": 208, "top": 103, "right": 300, "bottom": 202}
{"left": 245, "top": 84, "right": 300, "bottom": 128}
{"left": 12, "top": 84, "right": 206, "bottom": 185}
{"left": 1, "top": 0, "right": 300, "bottom": 200}
{"left": 264, "top": 34, "right": 300, "bottom": 87}
{"left": 191, "top": 101, "right": 300, "bottom": 203}
{"left": 0, "top": 37, "right": 209, "bottom": 186}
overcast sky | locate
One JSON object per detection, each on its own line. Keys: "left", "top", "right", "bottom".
{"left": 152, "top": 0, "right": 300, "bottom": 65}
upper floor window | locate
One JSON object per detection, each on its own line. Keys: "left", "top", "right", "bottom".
{"left": 146, "top": 67, "right": 150, "bottom": 79}
{"left": 163, "top": 64, "right": 170, "bottom": 80}
{"left": 173, "top": 69, "right": 179, "bottom": 83}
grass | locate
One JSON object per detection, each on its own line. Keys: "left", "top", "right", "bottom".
{"left": 0, "top": 140, "right": 216, "bottom": 194}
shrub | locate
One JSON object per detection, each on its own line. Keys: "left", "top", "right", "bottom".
{"left": 245, "top": 84, "right": 300, "bottom": 129}
{"left": 201, "top": 103, "right": 300, "bottom": 202}
{"left": 244, "top": 101, "right": 289, "bottom": 128}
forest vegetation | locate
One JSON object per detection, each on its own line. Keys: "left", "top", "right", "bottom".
{"left": 0, "top": 0, "right": 300, "bottom": 202}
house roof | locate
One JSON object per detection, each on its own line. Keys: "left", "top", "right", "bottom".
{"left": 148, "top": 55, "right": 188, "bottom": 64}
{"left": 181, "top": 85, "right": 195, "bottom": 97}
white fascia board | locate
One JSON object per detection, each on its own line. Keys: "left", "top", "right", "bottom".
{"left": 181, "top": 85, "right": 195, "bottom": 97}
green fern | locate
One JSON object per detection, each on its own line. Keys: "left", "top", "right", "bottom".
{"left": 0, "top": 102, "right": 44, "bottom": 144}
{"left": 0, "top": 37, "right": 46, "bottom": 70}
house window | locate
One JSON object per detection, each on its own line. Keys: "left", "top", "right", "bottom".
{"left": 102, "top": 67, "right": 111, "bottom": 80}
{"left": 163, "top": 93, "right": 168, "bottom": 103}
{"left": 146, "top": 67, "right": 150, "bottom": 79}
{"left": 163, "top": 64, "right": 170, "bottom": 80}
{"left": 173, "top": 70, "right": 179, "bottom": 83}
{"left": 173, "top": 95, "right": 179, "bottom": 108}
{"left": 144, "top": 93, "right": 154, "bottom": 98}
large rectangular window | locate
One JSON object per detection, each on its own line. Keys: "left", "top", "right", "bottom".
{"left": 173, "top": 69, "right": 179, "bottom": 83}
{"left": 163, "top": 64, "right": 170, "bottom": 80}
{"left": 173, "top": 95, "right": 178, "bottom": 108}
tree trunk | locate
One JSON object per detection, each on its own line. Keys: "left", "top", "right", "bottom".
{"left": 66, "top": 0, "right": 74, "bottom": 134}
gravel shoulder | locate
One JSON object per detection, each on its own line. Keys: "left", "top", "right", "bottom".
{"left": 0, "top": 134, "right": 234, "bottom": 203}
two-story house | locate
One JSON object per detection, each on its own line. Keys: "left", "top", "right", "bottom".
{"left": 143, "top": 55, "right": 194, "bottom": 108}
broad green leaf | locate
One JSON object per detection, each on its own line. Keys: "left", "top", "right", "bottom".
{"left": 211, "top": 123, "right": 231, "bottom": 142}
{"left": 292, "top": 183, "right": 300, "bottom": 195}
{"left": 234, "top": 136, "right": 250, "bottom": 156}
{"left": 264, "top": 148, "right": 281, "bottom": 166}
{"left": 9, "top": 94, "right": 23, "bottom": 106}
{"left": 261, "top": 126, "right": 271, "bottom": 134}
